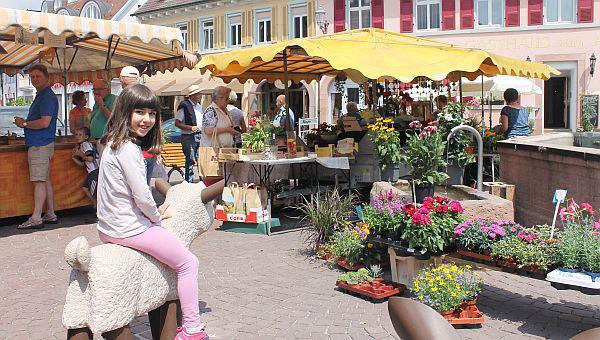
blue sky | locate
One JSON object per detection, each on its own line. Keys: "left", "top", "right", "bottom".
{"left": 4, "top": 0, "right": 44, "bottom": 11}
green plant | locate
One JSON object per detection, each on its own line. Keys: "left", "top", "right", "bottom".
{"left": 364, "top": 191, "right": 407, "bottom": 240}
{"left": 558, "top": 224, "right": 585, "bottom": 269}
{"left": 367, "top": 118, "right": 402, "bottom": 169}
{"left": 491, "top": 225, "right": 560, "bottom": 270}
{"left": 337, "top": 268, "right": 374, "bottom": 285}
{"left": 369, "top": 264, "right": 382, "bottom": 278}
{"left": 297, "top": 189, "right": 355, "bottom": 251}
{"left": 242, "top": 113, "right": 272, "bottom": 152}
{"left": 400, "top": 123, "right": 449, "bottom": 185}
{"left": 329, "top": 221, "right": 369, "bottom": 265}
{"left": 7, "top": 96, "right": 32, "bottom": 106}
{"left": 582, "top": 99, "right": 596, "bottom": 132}
{"left": 453, "top": 219, "right": 522, "bottom": 253}
{"left": 583, "top": 235, "right": 600, "bottom": 273}
{"left": 411, "top": 264, "right": 483, "bottom": 311}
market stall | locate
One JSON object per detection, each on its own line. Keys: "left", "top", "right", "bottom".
{"left": 195, "top": 28, "right": 558, "bottom": 232}
{"left": 0, "top": 8, "right": 192, "bottom": 219}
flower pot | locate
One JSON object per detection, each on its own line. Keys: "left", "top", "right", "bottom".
{"left": 319, "top": 133, "right": 338, "bottom": 144}
{"left": 443, "top": 164, "right": 464, "bottom": 186}
{"left": 336, "top": 258, "right": 365, "bottom": 271}
{"left": 380, "top": 165, "right": 400, "bottom": 182}
{"left": 336, "top": 279, "right": 405, "bottom": 300}
{"left": 413, "top": 183, "right": 434, "bottom": 203}
{"left": 437, "top": 310, "right": 457, "bottom": 320}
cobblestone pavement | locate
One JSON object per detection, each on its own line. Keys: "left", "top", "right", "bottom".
{"left": 2, "top": 210, "right": 600, "bottom": 340}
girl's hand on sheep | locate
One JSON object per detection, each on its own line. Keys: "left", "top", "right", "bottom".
{"left": 158, "top": 203, "right": 175, "bottom": 220}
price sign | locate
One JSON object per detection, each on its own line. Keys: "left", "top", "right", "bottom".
{"left": 551, "top": 189, "right": 568, "bottom": 239}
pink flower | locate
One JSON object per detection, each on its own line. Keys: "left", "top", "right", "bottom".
{"left": 435, "top": 205, "right": 449, "bottom": 214}
{"left": 409, "top": 120, "right": 422, "bottom": 129}
{"left": 412, "top": 212, "right": 431, "bottom": 226}
{"left": 435, "top": 196, "right": 449, "bottom": 204}
{"left": 424, "top": 125, "right": 438, "bottom": 134}
{"left": 403, "top": 204, "right": 416, "bottom": 216}
{"left": 594, "top": 221, "right": 600, "bottom": 231}
{"left": 582, "top": 202, "right": 594, "bottom": 214}
{"left": 449, "top": 201, "right": 464, "bottom": 213}
{"left": 417, "top": 206, "right": 431, "bottom": 215}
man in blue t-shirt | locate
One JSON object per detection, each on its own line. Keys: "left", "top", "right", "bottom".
{"left": 13, "top": 63, "right": 59, "bottom": 229}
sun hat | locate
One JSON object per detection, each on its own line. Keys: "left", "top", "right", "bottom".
{"left": 186, "top": 84, "right": 202, "bottom": 96}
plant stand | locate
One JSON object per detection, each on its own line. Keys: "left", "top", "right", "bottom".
{"left": 388, "top": 247, "right": 444, "bottom": 288}
{"left": 336, "top": 278, "right": 406, "bottom": 301}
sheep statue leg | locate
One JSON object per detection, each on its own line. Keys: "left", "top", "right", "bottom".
{"left": 148, "top": 299, "right": 182, "bottom": 339}
{"left": 101, "top": 325, "right": 133, "bottom": 340}
{"left": 66, "top": 328, "right": 92, "bottom": 340}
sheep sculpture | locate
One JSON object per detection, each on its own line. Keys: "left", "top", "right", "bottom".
{"left": 62, "top": 179, "right": 224, "bottom": 339}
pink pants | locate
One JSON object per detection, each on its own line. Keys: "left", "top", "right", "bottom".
{"left": 99, "top": 226, "right": 202, "bottom": 328}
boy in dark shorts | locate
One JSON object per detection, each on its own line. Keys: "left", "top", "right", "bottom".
{"left": 72, "top": 127, "right": 99, "bottom": 207}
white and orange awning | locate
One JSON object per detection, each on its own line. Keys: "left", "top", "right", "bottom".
{"left": 0, "top": 8, "right": 197, "bottom": 84}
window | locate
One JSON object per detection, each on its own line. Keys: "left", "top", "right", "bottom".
{"left": 255, "top": 10, "right": 272, "bottom": 44}
{"left": 201, "top": 20, "right": 214, "bottom": 50}
{"left": 290, "top": 4, "right": 308, "bottom": 38}
{"left": 177, "top": 23, "right": 188, "bottom": 50}
{"left": 416, "top": 0, "right": 441, "bottom": 30}
{"left": 228, "top": 14, "right": 242, "bottom": 47}
{"left": 545, "top": 0, "right": 575, "bottom": 23}
{"left": 477, "top": 0, "right": 503, "bottom": 26}
{"left": 348, "top": 0, "right": 371, "bottom": 29}
{"left": 81, "top": 2, "right": 102, "bottom": 19}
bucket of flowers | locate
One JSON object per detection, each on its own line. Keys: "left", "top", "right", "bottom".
{"left": 367, "top": 118, "right": 402, "bottom": 176}
{"left": 316, "top": 122, "right": 339, "bottom": 145}
{"left": 411, "top": 264, "right": 485, "bottom": 324}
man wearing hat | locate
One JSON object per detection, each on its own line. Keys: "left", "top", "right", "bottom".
{"left": 175, "top": 84, "right": 203, "bottom": 182}
{"left": 119, "top": 66, "right": 140, "bottom": 89}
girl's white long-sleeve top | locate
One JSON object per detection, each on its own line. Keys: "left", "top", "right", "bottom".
{"left": 96, "top": 140, "right": 161, "bottom": 238}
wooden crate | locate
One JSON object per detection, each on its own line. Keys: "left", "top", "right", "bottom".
{"left": 218, "top": 148, "right": 240, "bottom": 161}
{"left": 388, "top": 247, "right": 445, "bottom": 289}
{"left": 483, "top": 182, "right": 515, "bottom": 202}
{"left": 239, "top": 148, "right": 264, "bottom": 161}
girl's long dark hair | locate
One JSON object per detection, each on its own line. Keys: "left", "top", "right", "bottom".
{"left": 102, "top": 84, "right": 163, "bottom": 152}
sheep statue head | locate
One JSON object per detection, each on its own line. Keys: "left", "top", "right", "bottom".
{"left": 62, "top": 179, "right": 224, "bottom": 338}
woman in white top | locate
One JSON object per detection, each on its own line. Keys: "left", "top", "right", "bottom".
{"left": 97, "top": 84, "right": 208, "bottom": 340}
{"left": 200, "top": 86, "right": 240, "bottom": 147}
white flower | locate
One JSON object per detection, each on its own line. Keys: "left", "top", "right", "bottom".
{"left": 444, "top": 113, "right": 454, "bottom": 121}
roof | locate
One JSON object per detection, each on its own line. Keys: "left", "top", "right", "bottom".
{"left": 133, "top": 0, "right": 205, "bottom": 16}
{"left": 53, "top": 0, "right": 129, "bottom": 20}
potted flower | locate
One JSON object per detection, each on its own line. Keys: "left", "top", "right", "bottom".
{"left": 367, "top": 118, "right": 403, "bottom": 181}
{"left": 329, "top": 221, "right": 370, "bottom": 270}
{"left": 400, "top": 122, "right": 449, "bottom": 203}
{"left": 316, "top": 122, "right": 339, "bottom": 145}
{"left": 242, "top": 115, "right": 272, "bottom": 153}
{"left": 401, "top": 196, "right": 464, "bottom": 258}
{"left": 437, "top": 103, "right": 474, "bottom": 185}
{"left": 411, "top": 264, "right": 483, "bottom": 322}
{"left": 363, "top": 190, "right": 407, "bottom": 241}
{"left": 453, "top": 219, "right": 523, "bottom": 259}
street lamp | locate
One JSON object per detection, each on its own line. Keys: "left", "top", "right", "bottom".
{"left": 315, "top": 5, "right": 329, "bottom": 35}
{"left": 591, "top": 53, "right": 597, "bottom": 77}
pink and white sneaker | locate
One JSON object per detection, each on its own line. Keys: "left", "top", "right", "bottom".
{"left": 174, "top": 326, "right": 209, "bottom": 340}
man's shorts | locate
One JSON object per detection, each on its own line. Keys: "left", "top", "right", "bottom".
{"left": 27, "top": 142, "right": 55, "bottom": 182}
{"left": 83, "top": 168, "right": 99, "bottom": 197}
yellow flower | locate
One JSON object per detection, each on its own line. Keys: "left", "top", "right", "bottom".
{"left": 455, "top": 284, "right": 460, "bottom": 289}
{"left": 371, "top": 126, "right": 379, "bottom": 131}
{"left": 367, "top": 243, "right": 373, "bottom": 249}
{"left": 384, "top": 118, "right": 393, "bottom": 123}
{"left": 431, "top": 287, "right": 438, "bottom": 292}
{"left": 451, "top": 292, "right": 457, "bottom": 297}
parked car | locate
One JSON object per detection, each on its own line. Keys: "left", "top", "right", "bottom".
{"left": 162, "top": 118, "right": 182, "bottom": 143}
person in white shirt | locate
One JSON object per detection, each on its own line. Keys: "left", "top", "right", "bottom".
{"left": 273, "top": 94, "right": 294, "bottom": 129}
{"left": 175, "top": 84, "right": 204, "bottom": 182}
{"left": 96, "top": 84, "right": 208, "bottom": 339}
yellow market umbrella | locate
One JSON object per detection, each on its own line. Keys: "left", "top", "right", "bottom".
{"left": 197, "top": 28, "right": 558, "bottom": 84}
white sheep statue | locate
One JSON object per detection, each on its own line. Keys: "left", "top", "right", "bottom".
{"left": 62, "top": 179, "right": 224, "bottom": 339}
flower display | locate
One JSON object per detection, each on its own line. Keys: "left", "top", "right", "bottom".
{"left": 328, "top": 221, "right": 370, "bottom": 266}
{"left": 400, "top": 123, "right": 449, "bottom": 186}
{"left": 313, "top": 122, "right": 339, "bottom": 135}
{"left": 367, "top": 118, "right": 402, "bottom": 169}
{"left": 453, "top": 218, "right": 522, "bottom": 253}
{"left": 491, "top": 224, "right": 560, "bottom": 271}
{"left": 436, "top": 102, "right": 473, "bottom": 168}
{"left": 411, "top": 264, "right": 483, "bottom": 312}
{"left": 557, "top": 200, "right": 600, "bottom": 273}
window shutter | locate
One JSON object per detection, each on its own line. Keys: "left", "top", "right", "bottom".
{"left": 282, "top": 5, "right": 289, "bottom": 39}
{"left": 400, "top": 0, "right": 413, "bottom": 33}
{"left": 442, "top": 0, "right": 456, "bottom": 30}
{"left": 334, "top": 0, "right": 346, "bottom": 32}
{"left": 460, "top": 0, "right": 474, "bottom": 29}
{"left": 241, "top": 12, "right": 247, "bottom": 46}
{"left": 220, "top": 16, "right": 227, "bottom": 48}
{"left": 372, "top": 0, "right": 385, "bottom": 28}
{"left": 505, "top": 0, "right": 520, "bottom": 26}
{"left": 578, "top": 0, "right": 594, "bottom": 23}
{"left": 247, "top": 11, "right": 254, "bottom": 45}
{"left": 307, "top": 1, "right": 316, "bottom": 36}
{"left": 528, "top": 0, "right": 543, "bottom": 25}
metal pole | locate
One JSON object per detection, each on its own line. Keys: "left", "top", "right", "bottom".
{"left": 283, "top": 49, "right": 291, "bottom": 131}
{"left": 481, "top": 75, "right": 485, "bottom": 136}
{"left": 489, "top": 93, "right": 493, "bottom": 128}
{"left": 63, "top": 48, "right": 68, "bottom": 136}
{"left": 459, "top": 72, "right": 463, "bottom": 103}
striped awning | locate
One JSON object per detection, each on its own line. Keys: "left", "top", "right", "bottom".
{"left": 0, "top": 8, "right": 197, "bottom": 84}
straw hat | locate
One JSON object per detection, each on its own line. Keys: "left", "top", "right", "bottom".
{"left": 186, "top": 84, "right": 202, "bottom": 96}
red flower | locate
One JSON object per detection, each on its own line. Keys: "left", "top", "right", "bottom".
{"left": 434, "top": 196, "right": 448, "bottom": 204}
{"left": 403, "top": 204, "right": 416, "bottom": 216}
{"left": 582, "top": 202, "right": 594, "bottom": 214}
{"left": 449, "top": 201, "right": 464, "bottom": 213}
{"left": 412, "top": 212, "right": 431, "bottom": 226}
{"left": 435, "top": 205, "right": 449, "bottom": 214}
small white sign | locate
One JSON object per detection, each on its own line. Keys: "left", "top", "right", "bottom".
{"left": 553, "top": 189, "right": 568, "bottom": 204}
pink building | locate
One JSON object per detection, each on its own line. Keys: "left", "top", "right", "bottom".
{"left": 318, "top": 0, "right": 600, "bottom": 132}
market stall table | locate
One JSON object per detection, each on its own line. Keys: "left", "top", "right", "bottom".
{"left": 219, "top": 154, "right": 351, "bottom": 235}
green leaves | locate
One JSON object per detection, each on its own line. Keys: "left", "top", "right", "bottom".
{"left": 400, "top": 130, "right": 448, "bottom": 185}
